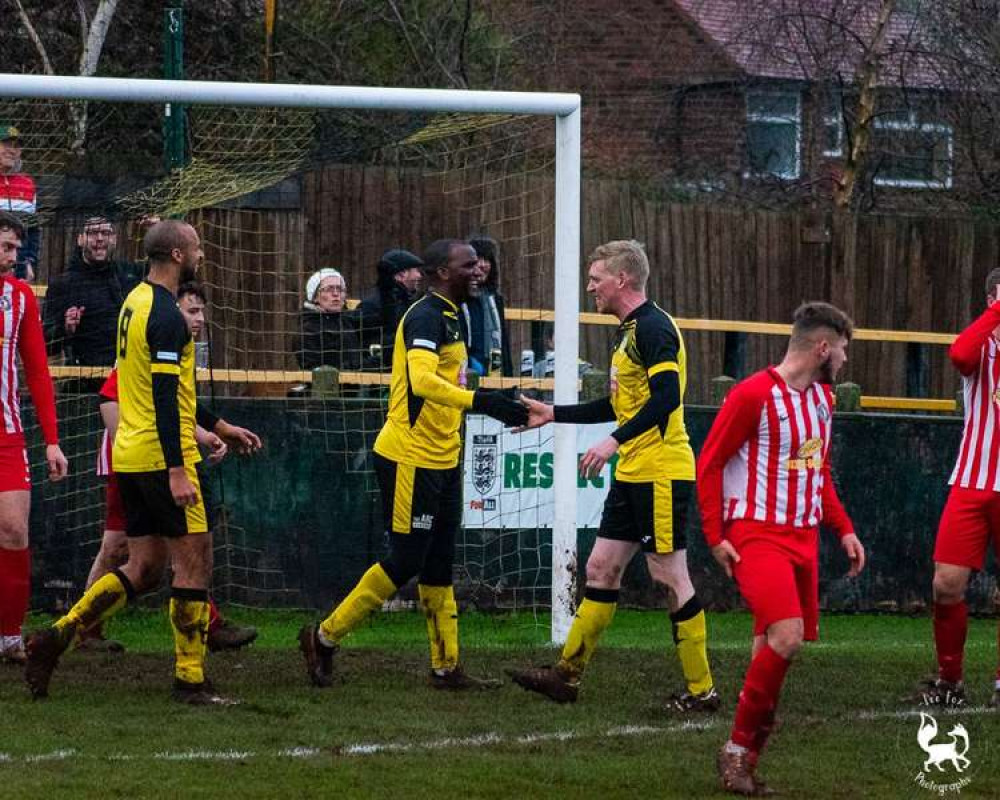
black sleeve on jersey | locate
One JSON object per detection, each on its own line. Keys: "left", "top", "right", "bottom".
{"left": 402, "top": 301, "right": 445, "bottom": 353}
{"left": 554, "top": 397, "right": 616, "bottom": 423}
{"left": 635, "top": 310, "right": 681, "bottom": 369}
{"left": 147, "top": 300, "right": 190, "bottom": 469}
{"left": 196, "top": 403, "right": 220, "bottom": 433}
{"left": 610, "top": 370, "right": 680, "bottom": 445}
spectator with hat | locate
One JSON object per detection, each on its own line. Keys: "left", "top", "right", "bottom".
{"left": 357, "top": 248, "right": 424, "bottom": 368}
{"left": 295, "top": 268, "right": 366, "bottom": 371}
{"left": 0, "top": 124, "right": 40, "bottom": 281}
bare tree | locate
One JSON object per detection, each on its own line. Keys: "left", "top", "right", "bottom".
{"left": 11, "top": 0, "right": 122, "bottom": 153}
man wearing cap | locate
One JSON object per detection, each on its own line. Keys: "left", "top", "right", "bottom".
{"left": 358, "top": 248, "right": 424, "bottom": 368}
{"left": 0, "top": 124, "right": 40, "bottom": 281}
{"left": 42, "top": 216, "right": 147, "bottom": 367}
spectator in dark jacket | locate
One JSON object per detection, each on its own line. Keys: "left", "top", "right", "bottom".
{"left": 357, "top": 248, "right": 423, "bottom": 368}
{"left": 42, "top": 216, "right": 146, "bottom": 366}
{"left": 461, "top": 236, "right": 513, "bottom": 377}
{"left": 295, "top": 268, "right": 365, "bottom": 371}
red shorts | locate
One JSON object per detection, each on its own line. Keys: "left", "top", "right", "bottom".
{"left": 0, "top": 444, "right": 31, "bottom": 492}
{"left": 934, "top": 485, "right": 1000, "bottom": 570}
{"left": 726, "top": 520, "right": 820, "bottom": 641}
{"left": 105, "top": 472, "right": 127, "bottom": 532}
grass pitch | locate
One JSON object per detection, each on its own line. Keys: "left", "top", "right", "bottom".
{"left": 2, "top": 609, "right": 998, "bottom": 798}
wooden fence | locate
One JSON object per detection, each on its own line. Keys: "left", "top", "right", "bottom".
{"left": 34, "top": 166, "right": 1000, "bottom": 403}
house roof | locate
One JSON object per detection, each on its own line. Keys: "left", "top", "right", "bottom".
{"left": 672, "top": 0, "right": 945, "bottom": 89}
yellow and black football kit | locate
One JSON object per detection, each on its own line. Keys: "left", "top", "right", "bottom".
{"left": 113, "top": 281, "right": 214, "bottom": 538}
{"left": 320, "top": 291, "right": 480, "bottom": 671}
{"left": 549, "top": 299, "right": 712, "bottom": 697}
{"left": 554, "top": 300, "right": 694, "bottom": 554}
{"left": 373, "top": 291, "right": 472, "bottom": 536}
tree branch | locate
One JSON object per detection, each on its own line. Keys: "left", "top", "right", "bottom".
{"left": 12, "top": 0, "right": 55, "bottom": 75}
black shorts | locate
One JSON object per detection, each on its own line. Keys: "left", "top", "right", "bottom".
{"left": 373, "top": 452, "right": 462, "bottom": 536}
{"left": 598, "top": 478, "right": 693, "bottom": 554}
{"left": 117, "top": 464, "right": 208, "bottom": 538}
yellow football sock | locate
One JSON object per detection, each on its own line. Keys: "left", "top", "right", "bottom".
{"left": 671, "top": 597, "right": 713, "bottom": 695}
{"left": 418, "top": 584, "right": 459, "bottom": 671}
{"left": 319, "top": 563, "right": 397, "bottom": 644}
{"left": 170, "top": 589, "right": 210, "bottom": 685}
{"left": 556, "top": 588, "right": 618, "bottom": 678}
{"left": 54, "top": 569, "right": 132, "bottom": 642}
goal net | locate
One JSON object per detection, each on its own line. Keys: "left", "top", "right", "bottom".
{"left": 2, "top": 78, "right": 581, "bottom": 640}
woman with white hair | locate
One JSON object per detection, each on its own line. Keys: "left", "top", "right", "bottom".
{"left": 295, "top": 268, "right": 365, "bottom": 371}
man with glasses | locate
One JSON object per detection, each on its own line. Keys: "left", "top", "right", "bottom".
{"left": 43, "top": 215, "right": 153, "bottom": 366}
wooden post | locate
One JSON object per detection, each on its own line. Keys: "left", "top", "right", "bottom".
{"left": 311, "top": 365, "right": 340, "bottom": 398}
{"left": 835, "top": 382, "right": 861, "bottom": 412}
{"left": 581, "top": 370, "right": 606, "bottom": 401}
{"left": 711, "top": 375, "right": 735, "bottom": 405}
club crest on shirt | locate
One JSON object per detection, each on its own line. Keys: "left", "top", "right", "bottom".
{"left": 0, "top": 296, "right": 11, "bottom": 312}
{"left": 817, "top": 404, "right": 831, "bottom": 421}
{"left": 785, "top": 437, "right": 823, "bottom": 470}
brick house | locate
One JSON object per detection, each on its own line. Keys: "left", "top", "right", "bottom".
{"left": 506, "top": 0, "right": 970, "bottom": 210}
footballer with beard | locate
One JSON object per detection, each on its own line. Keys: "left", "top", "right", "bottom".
{"left": 696, "top": 301, "right": 866, "bottom": 796}
{"left": 26, "top": 220, "right": 248, "bottom": 705}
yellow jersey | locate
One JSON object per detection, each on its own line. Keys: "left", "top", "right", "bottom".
{"left": 610, "top": 301, "right": 695, "bottom": 481}
{"left": 112, "top": 281, "right": 200, "bottom": 472}
{"left": 374, "top": 292, "right": 472, "bottom": 469}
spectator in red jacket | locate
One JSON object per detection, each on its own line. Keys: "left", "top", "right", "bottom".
{"left": 0, "top": 124, "right": 40, "bottom": 281}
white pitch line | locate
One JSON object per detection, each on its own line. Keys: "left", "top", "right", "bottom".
{"left": 857, "top": 706, "right": 995, "bottom": 721}
{"left": 3, "top": 707, "right": 993, "bottom": 766}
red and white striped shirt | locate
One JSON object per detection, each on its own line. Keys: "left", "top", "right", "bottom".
{"left": 697, "top": 367, "right": 853, "bottom": 547}
{"left": 948, "top": 302, "right": 1000, "bottom": 490}
{"left": 95, "top": 369, "right": 118, "bottom": 477}
{"left": 0, "top": 275, "right": 58, "bottom": 445}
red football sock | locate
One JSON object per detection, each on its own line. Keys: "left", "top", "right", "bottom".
{"left": 208, "top": 596, "right": 222, "bottom": 633}
{"left": 0, "top": 547, "right": 30, "bottom": 637}
{"left": 730, "top": 643, "right": 790, "bottom": 754}
{"left": 933, "top": 601, "right": 968, "bottom": 684}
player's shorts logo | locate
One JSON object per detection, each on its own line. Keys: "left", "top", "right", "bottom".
{"left": 913, "top": 712, "right": 973, "bottom": 794}
{"left": 472, "top": 434, "right": 498, "bottom": 495}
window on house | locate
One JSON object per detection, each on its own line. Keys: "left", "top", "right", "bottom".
{"left": 746, "top": 91, "right": 801, "bottom": 179}
{"left": 872, "top": 110, "right": 952, "bottom": 188}
{"left": 823, "top": 94, "right": 845, "bottom": 158}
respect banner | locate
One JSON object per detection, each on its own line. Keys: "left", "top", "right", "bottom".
{"left": 462, "top": 415, "right": 616, "bottom": 529}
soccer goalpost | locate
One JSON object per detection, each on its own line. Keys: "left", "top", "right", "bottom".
{"left": 0, "top": 73, "right": 582, "bottom": 644}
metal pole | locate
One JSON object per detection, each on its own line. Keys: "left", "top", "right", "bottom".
{"left": 0, "top": 74, "right": 580, "bottom": 116}
{"left": 263, "top": 0, "right": 278, "bottom": 82}
{"left": 163, "top": 6, "right": 186, "bottom": 172}
{"left": 551, "top": 107, "right": 581, "bottom": 645}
